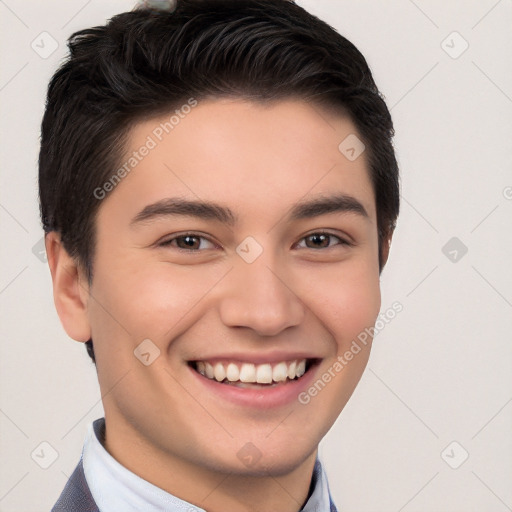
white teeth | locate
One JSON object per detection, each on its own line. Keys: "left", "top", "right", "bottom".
{"left": 256, "top": 363, "right": 273, "bottom": 384}
{"left": 296, "top": 360, "right": 306, "bottom": 378}
{"left": 226, "top": 363, "right": 240, "bottom": 382}
{"left": 272, "top": 362, "right": 288, "bottom": 382}
{"left": 196, "top": 358, "right": 310, "bottom": 384}
{"left": 287, "top": 360, "right": 297, "bottom": 379}
{"left": 239, "top": 363, "right": 257, "bottom": 383}
{"left": 214, "top": 362, "right": 226, "bottom": 382}
{"left": 205, "top": 362, "right": 214, "bottom": 379}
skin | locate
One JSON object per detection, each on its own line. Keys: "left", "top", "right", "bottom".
{"left": 46, "top": 99, "right": 391, "bottom": 511}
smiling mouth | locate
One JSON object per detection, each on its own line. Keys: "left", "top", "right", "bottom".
{"left": 189, "top": 359, "right": 319, "bottom": 388}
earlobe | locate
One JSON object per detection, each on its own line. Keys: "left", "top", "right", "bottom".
{"left": 45, "top": 232, "right": 92, "bottom": 342}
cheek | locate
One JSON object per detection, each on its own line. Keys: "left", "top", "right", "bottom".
{"left": 302, "top": 257, "right": 381, "bottom": 348}
{"left": 300, "top": 259, "right": 380, "bottom": 420}
{"left": 87, "top": 258, "right": 225, "bottom": 347}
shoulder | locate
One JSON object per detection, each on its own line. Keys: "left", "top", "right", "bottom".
{"left": 51, "top": 458, "right": 99, "bottom": 512}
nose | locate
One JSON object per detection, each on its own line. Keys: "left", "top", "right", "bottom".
{"left": 219, "top": 259, "right": 306, "bottom": 337}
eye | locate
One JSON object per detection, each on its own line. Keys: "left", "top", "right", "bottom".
{"left": 295, "top": 232, "right": 350, "bottom": 250}
{"left": 158, "top": 233, "right": 217, "bottom": 251}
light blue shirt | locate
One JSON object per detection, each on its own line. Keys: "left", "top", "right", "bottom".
{"left": 82, "top": 418, "right": 336, "bottom": 511}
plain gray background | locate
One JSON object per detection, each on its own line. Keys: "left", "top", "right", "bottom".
{"left": 1, "top": 1, "right": 511, "bottom": 510}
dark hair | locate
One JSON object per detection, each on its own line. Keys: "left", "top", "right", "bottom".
{"left": 39, "top": 0, "right": 399, "bottom": 364}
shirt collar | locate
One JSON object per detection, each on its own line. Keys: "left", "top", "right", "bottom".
{"left": 82, "top": 417, "right": 335, "bottom": 512}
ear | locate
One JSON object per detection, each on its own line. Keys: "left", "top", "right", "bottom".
{"left": 379, "top": 227, "right": 395, "bottom": 271}
{"left": 45, "top": 232, "right": 91, "bottom": 342}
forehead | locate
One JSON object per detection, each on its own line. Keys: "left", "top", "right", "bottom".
{"left": 102, "top": 98, "right": 376, "bottom": 226}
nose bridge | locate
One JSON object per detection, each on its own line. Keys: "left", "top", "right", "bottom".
{"left": 219, "top": 253, "right": 305, "bottom": 336}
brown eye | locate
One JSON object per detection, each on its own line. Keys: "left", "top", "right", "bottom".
{"left": 296, "top": 232, "right": 349, "bottom": 250}
{"left": 176, "top": 235, "right": 201, "bottom": 250}
{"left": 305, "top": 233, "right": 330, "bottom": 248}
{"left": 159, "top": 233, "right": 217, "bottom": 251}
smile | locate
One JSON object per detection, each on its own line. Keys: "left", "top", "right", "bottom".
{"left": 188, "top": 354, "right": 321, "bottom": 408}
{"left": 191, "top": 358, "right": 316, "bottom": 388}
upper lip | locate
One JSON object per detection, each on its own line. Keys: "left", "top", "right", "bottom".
{"left": 189, "top": 351, "right": 321, "bottom": 365}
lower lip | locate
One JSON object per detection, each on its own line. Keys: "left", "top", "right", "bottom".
{"left": 188, "top": 362, "right": 320, "bottom": 409}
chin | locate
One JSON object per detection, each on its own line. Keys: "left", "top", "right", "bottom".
{"left": 194, "top": 436, "right": 319, "bottom": 478}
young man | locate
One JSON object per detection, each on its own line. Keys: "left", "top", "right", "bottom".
{"left": 40, "top": 0, "right": 399, "bottom": 510}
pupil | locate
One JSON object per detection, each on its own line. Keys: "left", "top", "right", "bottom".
{"left": 308, "top": 234, "right": 328, "bottom": 248}
{"left": 180, "top": 236, "right": 198, "bottom": 249}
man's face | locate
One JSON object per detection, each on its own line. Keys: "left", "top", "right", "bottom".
{"left": 86, "top": 99, "right": 381, "bottom": 476}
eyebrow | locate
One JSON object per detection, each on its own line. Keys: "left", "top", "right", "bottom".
{"left": 130, "top": 194, "right": 368, "bottom": 227}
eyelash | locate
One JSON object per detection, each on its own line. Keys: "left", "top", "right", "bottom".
{"left": 158, "top": 231, "right": 352, "bottom": 251}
